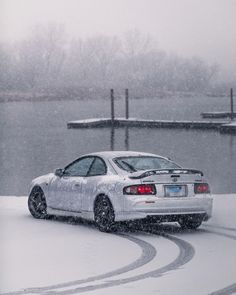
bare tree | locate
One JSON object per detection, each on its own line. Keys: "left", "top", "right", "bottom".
{"left": 122, "top": 29, "right": 153, "bottom": 57}
{"left": 17, "top": 23, "right": 66, "bottom": 90}
{"left": 0, "top": 43, "right": 15, "bottom": 90}
{"left": 0, "top": 24, "right": 220, "bottom": 97}
{"left": 64, "top": 35, "right": 121, "bottom": 88}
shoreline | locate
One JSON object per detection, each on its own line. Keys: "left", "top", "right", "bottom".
{"left": 0, "top": 90, "right": 225, "bottom": 103}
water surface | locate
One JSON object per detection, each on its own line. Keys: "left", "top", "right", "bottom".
{"left": 0, "top": 96, "right": 235, "bottom": 195}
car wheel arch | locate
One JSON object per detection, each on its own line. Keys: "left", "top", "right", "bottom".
{"left": 30, "top": 185, "right": 47, "bottom": 201}
{"left": 30, "top": 185, "right": 44, "bottom": 194}
{"left": 28, "top": 185, "right": 48, "bottom": 219}
{"left": 93, "top": 194, "right": 114, "bottom": 211}
{"left": 93, "top": 194, "right": 117, "bottom": 232}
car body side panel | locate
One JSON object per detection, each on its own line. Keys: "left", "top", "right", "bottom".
{"left": 82, "top": 175, "right": 128, "bottom": 213}
{"left": 47, "top": 175, "right": 85, "bottom": 212}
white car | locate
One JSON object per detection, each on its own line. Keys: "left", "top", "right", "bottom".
{"left": 28, "top": 151, "right": 213, "bottom": 232}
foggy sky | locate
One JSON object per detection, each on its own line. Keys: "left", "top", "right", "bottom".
{"left": 1, "top": 0, "right": 236, "bottom": 77}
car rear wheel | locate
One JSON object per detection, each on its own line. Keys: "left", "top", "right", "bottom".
{"left": 94, "top": 196, "right": 116, "bottom": 233}
{"left": 178, "top": 216, "right": 203, "bottom": 230}
{"left": 28, "top": 187, "right": 47, "bottom": 219}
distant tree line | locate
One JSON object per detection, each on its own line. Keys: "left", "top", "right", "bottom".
{"left": 0, "top": 24, "right": 219, "bottom": 99}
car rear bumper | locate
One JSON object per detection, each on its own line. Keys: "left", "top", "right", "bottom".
{"left": 115, "top": 195, "right": 213, "bottom": 222}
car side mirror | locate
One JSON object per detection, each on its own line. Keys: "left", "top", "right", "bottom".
{"left": 54, "top": 168, "right": 64, "bottom": 177}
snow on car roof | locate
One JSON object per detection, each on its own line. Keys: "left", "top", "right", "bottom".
{"left": 85, "top": 151, "right": 166, "bottom": 159}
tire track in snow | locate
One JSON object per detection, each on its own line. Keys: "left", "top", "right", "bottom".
{"left": 201, "top": 225, "right": 236, "bottom": 295}
{"left": 204, "top": 224, "right": 236, "bottom": 233}
{"left": 208, "top": 283, "right": 236, "bottom": 295}
{"left": 202, "top": 226, "right": 236, "bottom": 241}
{"left": 37, "top": 230, "right": 195, "bottom": 295}
{"left": 12, "top": 225, "right": 236, "bottom": 295}
{"left": 0, "top": 233, "right": 156, "bottom": 295}
{"left": 50, "top": 225, "right": 236, "bottom": 295}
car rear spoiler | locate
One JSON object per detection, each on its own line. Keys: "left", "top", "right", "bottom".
{"left": 129, "top": 169, "right": 204, "bottom": 179}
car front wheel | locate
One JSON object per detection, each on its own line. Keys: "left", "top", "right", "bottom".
{"left": 28, "top": 187, "right": 48, "bottom": 219}
{"left": 94, "top": 196, "right": 116, "bottom": 233}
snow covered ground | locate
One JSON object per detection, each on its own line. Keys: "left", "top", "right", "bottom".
{"left": 1, "top": 195, "right": 236, "bottom": 295}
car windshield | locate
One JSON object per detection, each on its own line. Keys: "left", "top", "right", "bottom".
{"left": 113, "top": 156, "right": 180, "bottom": 172}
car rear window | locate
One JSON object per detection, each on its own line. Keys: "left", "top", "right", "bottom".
{"left": 113, "top": 156, "right": 180, "bottom": 172}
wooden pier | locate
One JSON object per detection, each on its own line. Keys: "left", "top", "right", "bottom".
{"left": 220, "top": 121, "right": 236, "bottom": 133}
{"left": 202, "top": 88, "right": 236, "bottom": 119}
{"left": 201, "top": 112, "right": 236, "bottom": 119}
{"left": 67, "top": 117, "right": 236, "bottom": 133}
{"left": 67, "top": 89, "right": 236, "bottom": 134}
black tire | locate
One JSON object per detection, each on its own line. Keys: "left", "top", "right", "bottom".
{"left": 178, "top": 216, "right": 203, "bottom": 230}
{"left": 94, "top": 196, "right": 116, "bottom": 233}
{"left": 28, "top": 187, "right": 48, "bottom": 219}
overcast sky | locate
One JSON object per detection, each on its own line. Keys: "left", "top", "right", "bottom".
{"left": 1, "top": 0, "right": 236, "bottom": 77}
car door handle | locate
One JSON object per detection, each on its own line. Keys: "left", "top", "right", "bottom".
{"left": 74, "top": 183, "right": 80, "bottom": 187}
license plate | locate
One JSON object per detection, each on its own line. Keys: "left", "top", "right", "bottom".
{"left": 164, "top": 185, "right": 186, "bottom": 197}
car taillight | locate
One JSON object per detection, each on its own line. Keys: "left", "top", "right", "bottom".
{"left": 194, "top": 183, "right": 210, "bottom": 194}
{"left": 123, "top": 184, "right": 156, "bottom": 195}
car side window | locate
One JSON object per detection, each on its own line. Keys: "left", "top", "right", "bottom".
{"left": 64, "top": 157, "right": 94, "bottom": 177}
{"left": 88, "top": 157, "right": 107, "bottom": 176}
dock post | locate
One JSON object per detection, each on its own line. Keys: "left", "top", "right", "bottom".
{"left": 110, "top": 126, "right": 115, "bottom": 151}
{"left": 125, "top": 89, "right": 129, "bottom": 119}
{"left": 111, "top": 89, "right": 115, "bottom": 124}
{"left": 125, "top": 126, "right": 129, "bottom": 150}
{"left": 230, "top": 88, "right": 234, "bottom": 121}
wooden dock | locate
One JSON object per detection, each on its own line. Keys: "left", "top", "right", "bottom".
{"left": 201, "top": 88, "right": 236, "bottom": 120}
{"left": 67, "top": 88, "right": 236, "bottom": 134}
{"left": 220, "top": 121, "right": 236, "bottom": 133}
{"left": 67, "top": 117, "right": 236, "bottom": 133}
{"left": 201, "top": 112, "right": 236, "bottom": 119}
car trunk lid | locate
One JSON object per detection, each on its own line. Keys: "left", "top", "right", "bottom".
{"left": 129, "top": 169, "right": 203, "bottom": 184}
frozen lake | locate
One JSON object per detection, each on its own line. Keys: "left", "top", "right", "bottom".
{"left": 0, "top": 95, "right": 235, "bottom": 195}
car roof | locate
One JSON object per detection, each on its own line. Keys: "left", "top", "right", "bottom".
{"left": 84, "top": 151, "right": 166, "bottom": 160}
